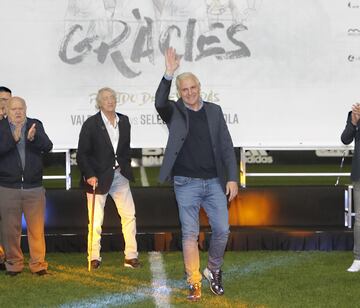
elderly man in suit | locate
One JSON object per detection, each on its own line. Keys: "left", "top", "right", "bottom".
{"left": 0, "top": 96, "right": 52, "bottom": 276}
{"left": 155, "top": 48, "right": 238, "bottom": 301}
{"left": 342, "top": 103, "right": 360, "bottom": 272}
{"left": 77, "top": 87, "right": 140, "bottom": 270}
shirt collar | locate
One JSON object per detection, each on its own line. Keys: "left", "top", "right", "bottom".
{"left": 101, "top": 111, "right": 119, "bottom": 127}
{"left": 183, "top": 99, "right": 204, "bottom": 111}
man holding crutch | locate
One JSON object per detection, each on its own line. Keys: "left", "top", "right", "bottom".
{"left": 77, "top": 87, "right": 140, "bottom": 270}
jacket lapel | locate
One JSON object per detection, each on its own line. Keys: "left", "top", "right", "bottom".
{"left": 96, "top": 112, "right": 114, "bottom": 152}
{"left": 116, "top": 114, "right": 126, "bottom": 153}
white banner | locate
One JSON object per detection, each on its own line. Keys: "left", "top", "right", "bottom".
{"left": 0, "top": 0, "right": 358, "bottom": 149}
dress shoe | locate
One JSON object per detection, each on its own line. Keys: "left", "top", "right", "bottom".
{"left": 124, "top": 258, "right": 141, "bottom": 269}
{"left": 34, "top": 269, "right": 48, "bottom": 276}
{"left": 5, "top": 271, "right": 21, "bottom": 277}
{"left": 187, "top": 283, "right": 201, "bottom": 301}
{"left": 91, "top": 260, "right": 101, "bottom": 269}
{"left": 203, "top": 267, "right": 224, "bottom": 295}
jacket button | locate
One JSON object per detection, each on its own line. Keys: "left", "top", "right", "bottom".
{"left": 175, "top": 152, "right": 178, "bottom": 155}
{"left": 113, "top": 166, "right": 115, "bottom": 170}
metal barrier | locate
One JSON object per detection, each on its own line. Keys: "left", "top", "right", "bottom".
{"left": 239, "top": 147, "right": 353, "bottom": 228}
{"left": 43, "top": 149, "right": 71, "bottom": 190}
{"left": 345, "top": 185, "right": 354, "bottom": 229}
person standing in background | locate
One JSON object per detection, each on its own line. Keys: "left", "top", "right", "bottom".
{"left": 0, "top": 96, "right": 52, "bottom": 276}
{"left": 342, "top": 103, "right": 360, "bottom": 272}
{"left": 77, "top": 87, "right": 140, "bottom": 270}
{"left": 0, "top": 86, "right": 11, "bottom": 121}
{"left": 0, "top": 86, "right": 12, "bottom": 271}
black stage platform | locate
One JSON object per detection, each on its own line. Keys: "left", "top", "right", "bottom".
{"left": 19, "top": 186, "right": 354, "bottom": 252}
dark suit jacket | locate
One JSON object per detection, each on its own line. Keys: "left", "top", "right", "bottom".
{"left": 0, "top": 117, "right": 53, "bottom": 189}
{"left": 341, "top": 111, "right": 360, "bottom": 181}
{"left": 155, "top": 77, "right": 238, "bottom": 192}
{"left": 77, "top": 112, "right": 134, "bottom": 194}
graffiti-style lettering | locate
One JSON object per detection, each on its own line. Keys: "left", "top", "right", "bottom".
{"left": 59, "top": 9, "right": 251, "bottom": 78}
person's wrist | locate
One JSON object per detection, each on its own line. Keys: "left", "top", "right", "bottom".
{"left": 165, "top": 69, "right": 174, "bottom": 76}
{"left": 164, "top": 72, "right": 174, "bottom": 81}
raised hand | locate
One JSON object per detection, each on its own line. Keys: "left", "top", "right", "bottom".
{"left": 27, "top": 123, "right": 36, "bottom": 141}
{"left": 165, "top": 47, "right": 180, "bottom": 76}
{"left": 351, "top": 103, "right": 360, "bottom": 126}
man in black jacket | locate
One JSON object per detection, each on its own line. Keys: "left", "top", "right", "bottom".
{"left": 0, "top": 86, "right": 12, "bottom": 271}
{"left": 342, "top": 103, "right": 360, "bottom": 272}
{"left": 0, "top": 96, "right": 53, "bottom": 276}
{"left": 77, "top": 87, "right": 140, "bottom": 269}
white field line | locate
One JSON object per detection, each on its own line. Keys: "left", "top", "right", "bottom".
{"left": 149, "top": 251, "right": 172, "bottom": 308}
{"left": 60, "top": 252, "right": 173, "bottom": 308}
{"left": 59, "top": 288, "right": 149, "bottom": 308}
{"left": 140, "top": 166, "right": 149, "bottom": 187}
{"left": 225, "top": 254, "right": 309, "bottom": 277}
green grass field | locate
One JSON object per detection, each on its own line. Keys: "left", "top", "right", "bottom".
{"left": 1, "top": 251, "right": 360, "bottom": 307}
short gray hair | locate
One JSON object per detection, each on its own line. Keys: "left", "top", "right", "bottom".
{"left": 8, "top": 96, "right": 26, "bottom": 109}
{"left": 95, "top": 87, "right": 117, "bottom": 110}
{"left": 175, "top": 72, "right": 200, "bottom": 92}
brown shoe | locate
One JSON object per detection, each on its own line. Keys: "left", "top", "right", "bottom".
{"left": 124, "top": 258, "right": 141, "bottom": 269}
{"left": 187, "top": 283, "right": 201, "bottom": 301}
{"left": 91, "top": 260, "right": 101, "bottom": 269}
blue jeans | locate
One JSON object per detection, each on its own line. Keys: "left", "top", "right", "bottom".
{"left": 174, "top": 176, "right": 229, "bottom": 285}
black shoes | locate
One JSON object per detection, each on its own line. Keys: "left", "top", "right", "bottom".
{"left": 124, "top": 258, "right": 141, "bottom": 269}
{"left": 90, "top": 259, "right": 140, "bottom": 269}
{"left": 34, "top": 269, "right": 48, "bottom": 276}
{"left": 5, "top": 271, "right": 21, "bottom": 277}
{"left": 0, "top": 262, "right": 5, "bottom": 271}
{"left": 203, "top": 267, "right": 224, "bottom": 296}
{"left": 91, "top": 260, "right": 101, "bottom": 269}
{"left": 5, "top": 269, "right": 48, "bottom": 276}
{"left": 187, "top": 283, "right": 201, "bottom": 301}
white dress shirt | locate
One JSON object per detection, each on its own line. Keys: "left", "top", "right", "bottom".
{"left": 101, "top": 111, "right": 119, "bottom": 167}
